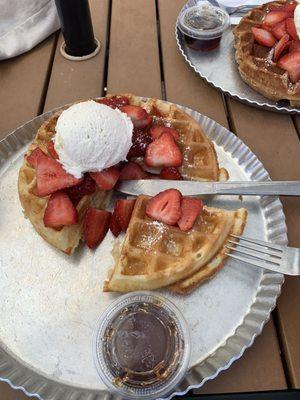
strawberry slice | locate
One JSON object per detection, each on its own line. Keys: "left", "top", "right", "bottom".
{"left": 177, "top": 197, "right": 203, "bottom": 232}
{"left": 66, "top": 174, "right": 96, "bottom": 204}
{"left": 278, "top": 51, "right": 300, "bottom": 83}
{"left": 120, "top": 161, "right": 148, "bottom": 180}
{"left": 119, "top": 105, "right": 152, "bottom": 129}
{"left": 278, "top": 2, "right": 297, "bottom": 15}
{"left": 43, "top": 192, "right": 78, "bottom": 228}
{"left": 150, "top": 125, "right": 180, "bottom": 141}
{"left": 47, "top": 140, "right": 59, "bottom": 159}
{"left": 26, "top": 148, "right": 45, "bottom": 168}
{"left": 145, "top": 132, "right": 182, "bottom": 168}
{"left": 160, "top": 167, "right": 182, "bottom": 180}
{"left": 146, "top": 189, "right": 182, "bottom": 226}
{"left": 286, "top": 18, "right": 298, "bottom": 40}
{"left": 251, "top": 27, "right": 276, "bottom": 47}
{"left": 89, "top": 166, "right": 120, "bottom": 190}
{"left": 264, "top": 10, "right": 290, "bottom": 26}
{"left": 127, "top": 128, "right": 152, "bottom": 158}
{"left": 97, "top": 96, "right": 129, "bottom": 109}
{"left": 109, "top": 211, "right": 122, "bottom": 237}
{"left": 83, "top": 208, "right": 111, "bottom": 249}
{"left": 290, "top": 40, "right": 300, "bottom": 52}
{"left": 271, "top": 20, "right": 287, "bottom": 39}
{"left": 274, "top": 34, "right": 290, "bottom": 61}
{"left": 114, "top": 199, "right": 136, "bottom": 231}
{"left": 36, "top": 152, "right": 82, "bottom": 197}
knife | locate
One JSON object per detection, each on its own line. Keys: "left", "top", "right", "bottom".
{"left": 117, "top": 180, "right": 300, "bottom": 197}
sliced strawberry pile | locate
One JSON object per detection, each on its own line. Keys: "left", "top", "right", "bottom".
{"left": 127, "top": 128, "right": 153, "bottom": 158}
{"left": 119, "top": 105, "right": 152, "bottom": 129}
{"left": 160, "top": 167, "right": 182, "bottom": 180}
{"left": 120, "top": 161, "right": 148, "bottom": 180}
{"left": 97, "top": 96, "right": 129, "bottom": 109}
{"left": 145, "top": 132, "right": 182, "bottom": 168}
{"left": 36, "top": 152, "right": 82, "bottom": 197}
{"left": 66, "top": 174, "right": 96, "bottom": 204}
{"left": 26, "top": 148, "right": 45, "bottom": 168}
{"left": 251, "top": 3, "right": 300, "bottom": 83}
{"left": 83, "top": 208, "right": 111, "bottom": 249}
{"left": 43, "top": 191, "right": 78, "bottom": 228}
{"left": 145, "top": 189, "right": 203, "bottom": 231}
{"left": 177, "top": 198, "right": 203, "bottom": 232}
{"left": 150, "top": 125, "right": 180, "bottom": 141}
{"left": 146, "top": 189, "right": 182, "bottom": 225}
{"left": 47, "top": 141, "right": 59, "bottom": 159}
{"left": 113, "top": 199, "right": 136, "bottom": 232}
{"left": 90, "top": 166, "right": 120, "bottom": 190}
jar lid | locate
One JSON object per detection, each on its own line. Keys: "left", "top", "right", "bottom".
{"left": 178, "top": 4, "right": 230, "bottom": 40}
{"left": 93, "top": 292, "right": 191, "bottom": 400}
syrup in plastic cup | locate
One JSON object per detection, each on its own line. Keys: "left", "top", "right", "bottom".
{"left": 93, "top": 292, "right": 191, "bottom": 399}
{"left": 178, "top": 4, "right": 230, "bottom": 51}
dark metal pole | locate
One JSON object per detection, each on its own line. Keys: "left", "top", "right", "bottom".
{"left": 55, "top": 0, "right": 97, "bottom": 57}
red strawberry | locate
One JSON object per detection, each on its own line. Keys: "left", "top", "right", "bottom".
{"left": 66, "top": 174, "right": 96, "bottom": 204}
{"left": 83, "top": 208, "right": 111, "bottom": 249}
{"left": 146, "top": 189, "right": 182, "bottom": 226}
{"left": 286, "top": 18, "right": 298, "bottom": 40}
{"left": 274, "top": 34, "right": 290, "bottom": 61}
{"left": 251, "top": 27, "right": 276, "bottom": 47}
{"left": 89, "top": 166, "right": 120, "bottom": 190}
{"left": 160, "top": 167, "right": 182, "bottom": 180}
{"left": 120, "top": 161, "right": 148, "bottom": 180}
{"left": 127, "top": 128, "right": 152, "bottom": 158}
{"left": 177, "top": 197, "right": 203, "bottom": 232}
{"left": 145, "top": 132, "right": 182, "bottom": 168}
{"left": 109, "top": 211, "right": 122, "bottom": 237}
{"left": 114, "top": 199, "right": 136, "bottom": 231}
{"left": 119, "top": 105, "right": 152, "bottom": 129}
{"left": 290, "top": 40, "right": 300, "bottom": 52}
{"left": 43, "top": 191, "right": 78, "bottom": 228}
{"left": 278, "top": 2, "right": 297, "bottom": 15}
{"left": 271, "top": 20, "right": 287, "bottom": 39}
{"left": 26, "top": 148, "right": 45, "bottom": 168}
{"left": 150, "top": 125, "right": 180, "bottom": 141}
{"left": 278, "top": 51, "right": 300, "bottom": 83}
{"left": 96, "top": 96, "right": 129, "bottom": 109}
{"left": 47, "top": 140, "right": 59, "bottom": 159}
{"left": 36, "top": 152, "right": 82, "bottom": 197}
{"left": 264, "top": 11, "right": 289, "bottom": 26}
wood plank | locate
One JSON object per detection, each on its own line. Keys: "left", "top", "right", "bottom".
{"left": 197, "top": 320, "right": 287, "bottom": 394}
{"left": 107, "top": 0, "right": 161, "bottom": 98}
{"left": 44, "top": 0, "right": 110, "bottom": 111}
{"left": 227, "top": 98, "right": 300, "bottom": 388}
{"left": 158, "top": 0, "right": 228, "bottom": 127}
{"left": 0, "top": 35, "right": 56, "bottom": 139}
{"left": 158, "top": 0, "right": 287, "bottom": 393}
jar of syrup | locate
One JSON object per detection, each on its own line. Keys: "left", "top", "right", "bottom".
{"left": 178, "top": 4, "right": 230, "bottom": 51}
{"left": 93, "top": 292, "right": 190, "bottom": 399}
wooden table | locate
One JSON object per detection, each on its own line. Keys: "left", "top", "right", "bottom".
{"left": 0, "top": 1, "right": 299, "bottom": 398}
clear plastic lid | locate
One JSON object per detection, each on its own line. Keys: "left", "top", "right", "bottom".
{"left": 93, "top": 292, "right": 191, "bottom": 400}
{"left": 178, "top": 4, "right": 230, "bottom": 40}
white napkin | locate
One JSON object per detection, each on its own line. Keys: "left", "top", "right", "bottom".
{"left": 0, "top": 0, "right": 60, "bottom": 61}
{"left": 218, "top": 0, "right": 274, "bottom": 24}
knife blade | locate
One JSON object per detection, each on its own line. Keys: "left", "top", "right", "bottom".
{"left": 117, "top": 180, "right": 300, "bottom": 197}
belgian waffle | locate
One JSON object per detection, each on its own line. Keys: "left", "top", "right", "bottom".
{"left": 234, "top": 1, "right": 300, "bottom": 107}
{"left": 104, "top": 195, "right": 247, "bottom": 294}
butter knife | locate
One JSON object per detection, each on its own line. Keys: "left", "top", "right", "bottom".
{"left": 117, "top": 180, "right": 300, "bottom": 197}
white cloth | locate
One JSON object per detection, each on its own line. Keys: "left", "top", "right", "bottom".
{"left": 0, "top": 0, "right": 60, "bottom": 61}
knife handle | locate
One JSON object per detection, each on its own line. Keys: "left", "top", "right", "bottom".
{"left": 215, "top": 181, "right": 300, "bottom": 196}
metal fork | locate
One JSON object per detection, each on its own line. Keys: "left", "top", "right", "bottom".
{"left": 226, "top": 235, "right": 300, "bottom": 275}
{"left": 208, "top": 1, "right": 257, "bottom": 15}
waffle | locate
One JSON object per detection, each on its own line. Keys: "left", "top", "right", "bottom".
{"left": 234, "top": 1, "right": 300, "bottom": 107}
{"left": 112, "top": 94, "right": 228, "bottom": 181}
{"left": 104, "top": 195, "right": 247, "bottom": 293}
{"left": 18, "top": 113, "right": 110, "bottom": 255}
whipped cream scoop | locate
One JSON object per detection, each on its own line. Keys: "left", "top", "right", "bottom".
{"left": 54, "top": 100, "right": 133, "bottom": 178}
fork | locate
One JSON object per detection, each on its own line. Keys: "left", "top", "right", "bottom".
{"left": 226, "top": 235, "right": 300, "bottom": 275}
{"left": 208, "top": 1, "right": 257, "bottom": 15}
